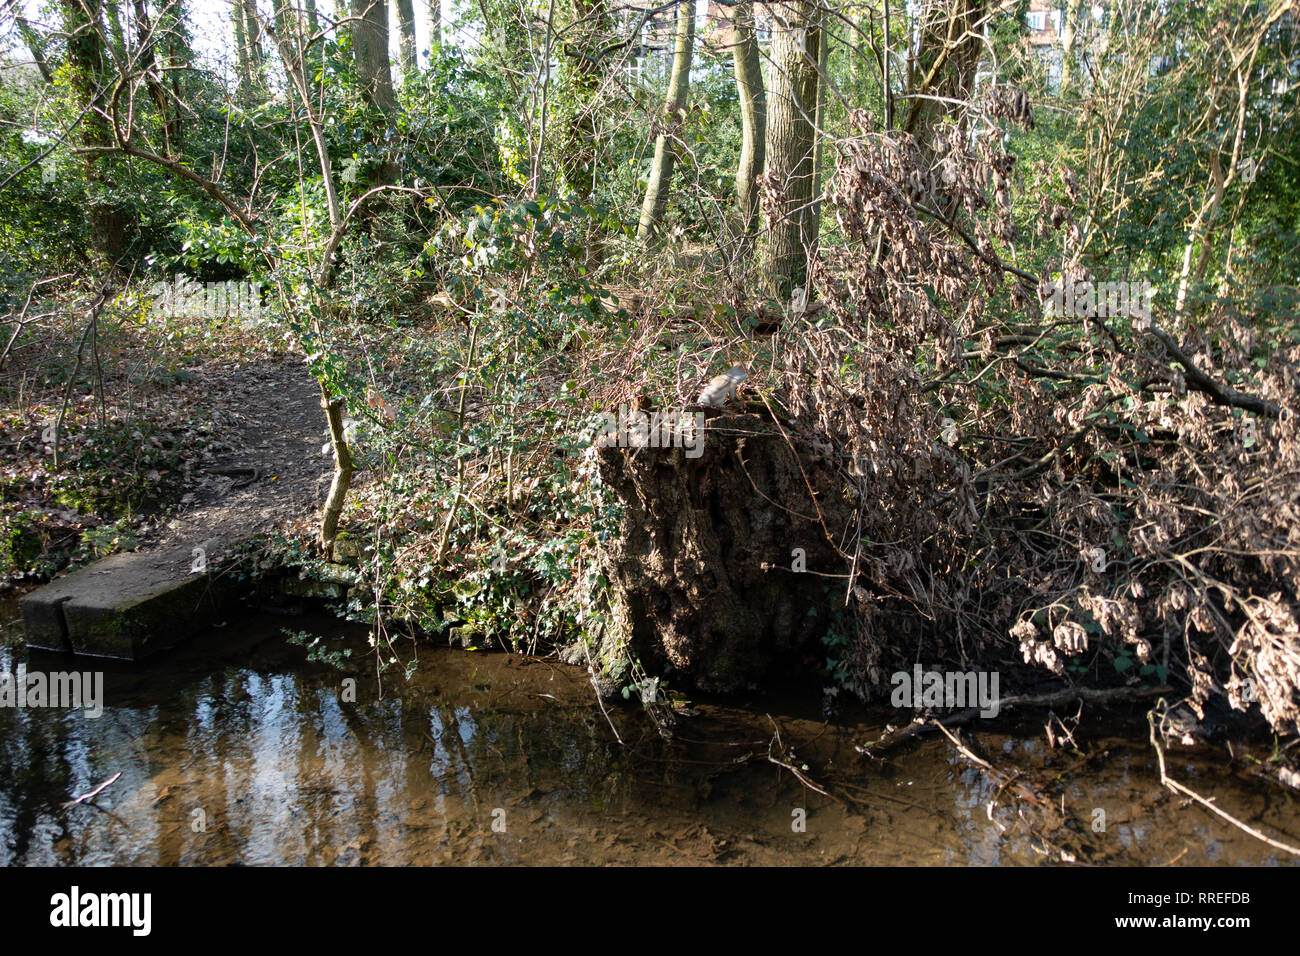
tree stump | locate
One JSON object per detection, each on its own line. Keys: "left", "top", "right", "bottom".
{"left": 595, "top": 407, "right": 842, "bottom": 692}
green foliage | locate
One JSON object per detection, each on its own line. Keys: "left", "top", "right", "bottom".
{"left": 283, "top": 628, "right": 354, "bottom": 669}
{"left": 3, "top": 0, "right": 1298, "bottom": 730}
{"left": 820, "top": 606, "right": 852, "bottom": 691}
{"left": 77, "top": 517, "right": 141, "bottom": 560}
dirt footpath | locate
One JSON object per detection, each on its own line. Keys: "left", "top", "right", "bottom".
{"left": 148, "top": 359, "right": 331, "bottom": 554}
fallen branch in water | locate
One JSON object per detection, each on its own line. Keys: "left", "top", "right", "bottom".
{"left": 855, "top": 684, "right": 1171, "bottom": 757}
{"left": 583, "top": 639, "right": 624, "bottom": 747}
{"left": 766, "top": 715, "right": 844, "bottom": 806}
{"left": 1147, "top": 704, "right": 1300, "bottom": 858}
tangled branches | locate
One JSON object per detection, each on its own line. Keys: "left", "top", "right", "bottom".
{"left": 781, "top": 98, "right": 1300, "bottom": 736}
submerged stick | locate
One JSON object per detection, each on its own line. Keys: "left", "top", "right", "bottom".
{"left": 583, "top": 640, "right": 624, "bottom": 747}
{"left": 1148, "top": 705, "right": 1300, "bottom": 858}
{"left": 62, "top": 772, "right": 122, "bottom": 809}
{"left": 766, "top": 715, "right": 844, "bottom": 806}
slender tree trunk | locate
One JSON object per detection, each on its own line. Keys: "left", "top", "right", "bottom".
{"left": 61, "top": 0, "right": 129, "bottom": 266}
{"left": 563, "top": 0, "right": 609, "bottom": 266}
{"left": 8, "top": 4, "right": 53, "bottom": 81}
{"left": 394, "top": 0, "right": 416, "bottom": 74}
{"left": 350, "top": 0, "right": 398, "bottom": 190}
{"left": 636, "top": 0, "right": 694, "bottom": 245}
{"left": 303, "top": 0, "right": 319, "bottom": 32}
{"left": 903, "top": 0, "right": 986, "bottom": 156}
{"left": 426, "top": 0, "right": 439, "bottom": 47}
{"left": 270, "top": 0, "right": 289, "bottom": 39}
{"left": 1059, "top": 0, "right": 1082, "bottom": 95}
{"left": 240, "top": 0, "right": 265, "bottom": 88}
{"left": 731, "top": 0, "right": 765, "bottom": 248}
{"left": 849, "top": 7, "right": 862, "bottom": 83}
{"left": 159, "top": 0, "right": 189, "bottom": 140}
{"left": 134, "top": 0, "right": 176, "bottom": 150}
{"left": 269, "top": 22, "right": 355, "bottom": 557}
{"left": 563, "top": 0, "right": 607, "bottom": 201}
{"left": 232, "top": 0, "right": 252, "bottom": 85}
{"left": 271, "top": 0, "right": 310, "bottom": 96}
{"left": 763, "top": 0, "right": 821, "bottom": 298}
{"left": 319, "top": 391, "right": 354, "bottom": 556}
{"left": 102, "top": 0, "right": 126, "bottom": 58}
{"left": 810, "top": 11, "right": 829, "bottom": 249}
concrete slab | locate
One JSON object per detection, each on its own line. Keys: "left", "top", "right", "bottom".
{"left": 20, "top": 539, "right": 230, "bottom": 661}
{"left": 18, "top": 362, "right": 330, "bottom": 663}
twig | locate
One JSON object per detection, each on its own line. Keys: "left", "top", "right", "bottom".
{"left": 52, "top": 284, "right": 113, "bottom": 468}
{"left": 765, "top": 715, "right": 844, "bottom": 805}
{"left": 932, "top": 721, "right": 1051, "bottom": 810}
{"left": 1148, "top": 703, "right": 1300, "bottom": 858}
{"left": 1149, "top": 325, "right": 1281, "bottom": 419}
{"left": 934, "top": 722, "right": 1080, "bottom": 861}
{"left": 583, "top": 640, "right": 624, "bottom": 746}
{"left": 61, "top": 772, "right": 122, "bottom": 809}
{"left": 0, "top": 273, "right": 73, "bottom": 372}
{"left": 435, "top": 321, "right": 478, "bottom": 563}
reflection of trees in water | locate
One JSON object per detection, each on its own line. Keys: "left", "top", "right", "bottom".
{"left": 11, "top": 649, "right": 1282, "bottom": 865}
{"left": 0, "top": 675, "right": 168, "bottom": 864}
{"left": 0, "top": 628, "right": 661, "bottom": 862}
{"left": 0, "top": 696, "right": 62, "bottom": 864}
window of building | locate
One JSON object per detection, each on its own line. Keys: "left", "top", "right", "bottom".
{"left": 1027, "top": 10, "right": 1046, "bottom": 32}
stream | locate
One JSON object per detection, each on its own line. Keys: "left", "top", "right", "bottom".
{"left": 2, "top": 601, "right": 1298, "bottom": 866}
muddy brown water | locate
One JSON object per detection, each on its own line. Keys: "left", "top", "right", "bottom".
{"left": 1, "top": 601, "right": 1298, "bottom": 866}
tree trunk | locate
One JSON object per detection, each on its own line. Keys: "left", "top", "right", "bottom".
{"left": 562, "top": 0, "right": 607, "bottom": 202}
{"left": 849, "top": 8, "right": 862, "bottom": 83}
{"left": 731, "top": 0, "right": 766, "bottom": 248}
{"left": 270, "top": 23, "right": 357, "bottom": 557}
{"left": 1059, "top": 0, "right": 1082, "bottom": 95}
{"left": 61, "top": 0, "right": 129, "bottom": 267}
{"left": 595, "top": 410, "right": 841, "bottom": 693}
{"left": 271, "top": 0, "right": 309, "bottom": 94}
{"left": 562, "top": 0, "right": 609, "bottom": 266}
{"left": 350, "top": 0, "right": 398, "bottom": 192}
{"left": 134, "top": 0, "right": 176, "bottom": 150}
{"left": 636, "top": 0, "right": 694, "bottom": 245}
{"left": 810, "top": 11, "right": 829, "bottom": 249}
{"left": 394, "top": 0, "right": 416, "bottom": 74}
{"left": 158, "top": 0, "right": 189, "bottom": 140}
{"left": 240, "top": 0, "right": 265, "bottom": 89}
{"left": 102, "top": 0, "right": 126, "bottom": 59}
{"left": 318, "top": 390, "right": 354, "bottom": 558}
{"left": 303, "top": 0, "right": 319, "bottom": 32}
{"left": 9, "top": 6, "right": 53, "bottom": 81}
{"left": 270, "top": 0, "right": 289, "bottom": 39}
{"left": 351, "top": 0, "right": 396, "bottom": 111}
{"left": 427, "top": 0, "right": 439, "bottom": 47}
{"left": 763, "top": 0, "right": 821, "bottom": 298}
{"left": 232, "top": 0, "right": 252, "bottom": 85}
{"left": 903, "top": 0, "right": 986, "bottom": 156}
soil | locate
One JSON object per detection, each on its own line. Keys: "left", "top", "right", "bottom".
{"left": 144, "top": 358, "right": 331, "bottom": 555}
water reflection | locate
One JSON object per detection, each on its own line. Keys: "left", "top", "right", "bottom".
{"left": 0, "top": 606, "right": 1296, "bottom": 865}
